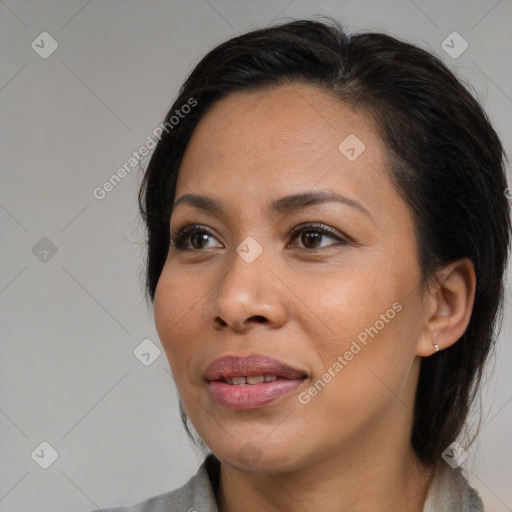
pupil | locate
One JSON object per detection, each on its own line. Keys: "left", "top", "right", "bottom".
{"left": 192, "top": 233, "right": 208, "bottom": 249}
{"left": 302, "top": 231, "right": 320, "bottom": 248}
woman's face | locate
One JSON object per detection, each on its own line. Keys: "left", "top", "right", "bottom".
{"left": 154, "top": 84, "right": 428, "bottom": 472}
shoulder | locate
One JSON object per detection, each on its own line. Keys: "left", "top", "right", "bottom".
{"left": 423, "top": 465, "right": 485, "bottom": 512}
{"left": 88, "top": 454, "right": 220, "bottom": 512}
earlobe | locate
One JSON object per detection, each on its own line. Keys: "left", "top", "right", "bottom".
{"left": 416, "top": 258, "right": 476, "bottom": 357}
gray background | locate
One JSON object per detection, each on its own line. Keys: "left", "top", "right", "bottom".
{"left": 0, "top": 1, "right": 511, "bottom": 510}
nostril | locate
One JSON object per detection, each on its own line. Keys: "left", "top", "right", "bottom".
{"left": 216, "top": 318, "right": 228, "bottom": 327}
{"left": 214, "top": 315, "right": 267, "bottom": 328}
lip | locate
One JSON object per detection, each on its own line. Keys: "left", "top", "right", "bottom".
{"left": 204, "top": 354, "right": 308, "bottom": 410}
{"left": 204, "top": 354, "right": 307, "bottom": 381}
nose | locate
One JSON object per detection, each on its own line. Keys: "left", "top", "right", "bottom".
{"left": 205, "top": 247, "right": 288, "bottom": 332}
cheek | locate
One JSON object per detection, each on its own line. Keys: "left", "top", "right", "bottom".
{"left": 153, "top": 268, "right": 203, "bottom": 369}
{"left": 313, "top": 285, "right": 421, "bottom": 413}
{"left": 304, "top": 263, "right": 419, "bottom": 387}
{"left": 153, "top": 273, "right": 174, "bottom": 344}
{"left": 298, "top": 265, "right": 392, "bottom": 353}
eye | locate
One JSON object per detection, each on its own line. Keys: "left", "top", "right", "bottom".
{"left": 170, "top": 222, "right": 348, "bottom": 252}
{"left": 170, "top": 224, "right": 222, "bottom": 251}
{"left": 288, "top": 223, "right": 348, "bottom": 250}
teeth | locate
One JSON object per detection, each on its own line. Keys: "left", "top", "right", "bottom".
{"left": 224, "top": 375, "right": 279, "bottom": 385}
{"left": 246, "top": 375, "right": 265, "bottom": 385}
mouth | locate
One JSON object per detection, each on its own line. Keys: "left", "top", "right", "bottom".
{"left": 220, "top": 375, "right": 284, "bottom": 385}
{"left": 204, "top": 354, "right": 308, "bottom": 410}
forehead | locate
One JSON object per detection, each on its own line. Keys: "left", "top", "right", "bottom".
{"left": 176, "top": 84, "right": 395, "bottom": 216}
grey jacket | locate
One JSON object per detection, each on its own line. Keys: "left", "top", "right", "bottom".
{"left": 90, "top": 454, "right": 484, "bottom": 511}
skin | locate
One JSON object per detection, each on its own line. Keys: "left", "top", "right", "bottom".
{"left": 153, "top": 84, "right": 476, "bottom": 512}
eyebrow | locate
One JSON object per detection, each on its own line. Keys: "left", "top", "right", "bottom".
{"left": 173, "top": 190, "right": 372, "bottom": 220}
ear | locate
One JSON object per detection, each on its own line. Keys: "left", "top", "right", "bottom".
{"left": 416, "top": 258, "right": 476, "bottom": 357}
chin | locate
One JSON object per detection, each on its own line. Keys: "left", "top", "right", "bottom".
{"left": 210, "top": 435, "right": 305, "bottom": 474}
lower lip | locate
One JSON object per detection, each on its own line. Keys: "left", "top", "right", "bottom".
{"left": 208, "top": 379, "right": 305, "bottom": 410}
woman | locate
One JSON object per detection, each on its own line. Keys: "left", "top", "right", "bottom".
{"left": 92, "top": 18, "right": 510, "bottom": 511}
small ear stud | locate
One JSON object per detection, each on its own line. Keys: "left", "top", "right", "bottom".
{"left": 433, "top": 341, "right": 440, "bottom": 352}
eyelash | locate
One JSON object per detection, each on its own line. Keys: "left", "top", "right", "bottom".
{"left": 170, "top": 223, "right": 349, "bottom": 252}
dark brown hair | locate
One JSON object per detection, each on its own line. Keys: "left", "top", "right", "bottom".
{"left": 139, "top": 18, "right": 511, "bottom": 470}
